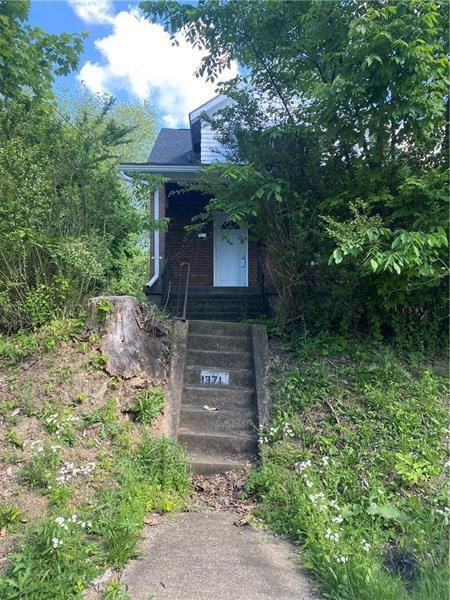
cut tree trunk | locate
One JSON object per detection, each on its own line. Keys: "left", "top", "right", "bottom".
{"left": 87, "top": 295, "right": 165, "bottom": 381}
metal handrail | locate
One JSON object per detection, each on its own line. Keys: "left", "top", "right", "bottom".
{"left": 176, "top": 262, "right": 191, "bottom": 321}
{"left": 257, "top": 254, "right": 267, "bottom": 314}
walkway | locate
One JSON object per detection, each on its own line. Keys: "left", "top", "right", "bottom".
{"left": 120, "top": 511, "right": 319, "bottom": 600}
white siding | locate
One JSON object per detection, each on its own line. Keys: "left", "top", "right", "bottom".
{"left": 200, "top": 121, "right": 226, "bottom": 164}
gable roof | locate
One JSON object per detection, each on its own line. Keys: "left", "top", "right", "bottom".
{"left": 189, "top": 94, "right": 231, "bottom": 124}
{"left": 147, "top": 128, "right": 196, "bottom": 165}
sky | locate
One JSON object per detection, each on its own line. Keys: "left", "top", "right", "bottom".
{"left": 29, "top": 0, "right": 237, "bottom": 129}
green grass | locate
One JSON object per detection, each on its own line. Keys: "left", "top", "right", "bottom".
{"left": 249, "top": 334, "right": 448, "bottom": 600}
{"left": 0, "top": 436, "right": 191, "bottom": 598}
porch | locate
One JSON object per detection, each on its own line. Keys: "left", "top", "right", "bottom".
{"left": 145, "top": 183, "right": 274, "bottom": 321}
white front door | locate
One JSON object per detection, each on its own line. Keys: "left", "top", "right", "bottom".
{"left": 214, "top": 213, "right": 248, "bottom": 287}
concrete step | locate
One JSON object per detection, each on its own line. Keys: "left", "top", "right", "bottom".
{"left": 189, "top": 453, "right": 254, "bottom": 475}
{"left": 189, "top": 320, "right": 251, "bottom": 337}
{"left": 186, "top": 349, "right": 253, "bottom": 370}
{"left": 174, "top": 297, "right": 262, "bottom": 306}
{"left": 183, "top": 385, "right": 255, "bottom": 409}
{"left": 184, "top": 366, "right": 255, "bottom": 388}
{"left": 188, "top": 333, "right": 252, "bottom": 353}
{"left": 179, "top": 405, "right": 257, "bottom": 434}
{"left": 185, "top": 313, "right": 252, "bottom": 322}
{"left": 178, "top": 429, "right": 258, "bottom": 456}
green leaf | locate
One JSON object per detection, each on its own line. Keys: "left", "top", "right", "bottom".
{"left": 367, "top": 502, "right": 408, "bottom": 522}
{"left": 333, "top": 248, "right": 343, "bottom": 264}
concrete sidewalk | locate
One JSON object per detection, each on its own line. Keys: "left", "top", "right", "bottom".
{"left": 120, "top": 511, "right": 319, "bottom": 600}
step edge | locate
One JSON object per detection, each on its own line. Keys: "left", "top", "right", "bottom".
{"left": 178, "top": 428, "right": 258, "bottom": 440}
{"left": 183, "top": 385, "right": 255, "bottom": 394}
{"left": 184, "top": 365, "right": 255, "bottom": 374}
{"left": 181, "top": 404, "right": 256, "bottom": 414}
{"left": 187, "top": 349, "right": 252, "bottom": 357}
{"left": 188, "top": 333, "right": 250, "bottom": 341}
{"left": 189, "top": 455, "right": 253, "bottom": 467}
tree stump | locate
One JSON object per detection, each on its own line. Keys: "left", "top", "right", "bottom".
{"left": 87, "top": 295, "right": 165, "bottom": 381}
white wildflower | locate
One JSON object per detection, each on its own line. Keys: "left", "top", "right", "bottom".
{"left": 52, "top": 537, "right": 63, "bottom": 548}
{"left": 55, "top": 516, "right": 65, "bottom": 527}
{"left": 294, "top": 460, "right": 312, "bottom": 473}
{"left": 322, "top": 456, "right": 329, "bottom": 465}
{"left": 305, "top": 480, "right": 313, "bottom": 488}
{"left": 337, "top": 555, "right": 348, "bottom": 563}
{"left": 332, "top": 516, "right": 343, "bottom": 524}
{"left": 325, "top": 528, "right": 340, "bottom": 542}
{"left": 309, "top": 492, "right": 325, "bottom": 503}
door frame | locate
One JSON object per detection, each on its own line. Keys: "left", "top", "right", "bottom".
{"left": 213, "top": 213, "right": 248, "bottom": 287}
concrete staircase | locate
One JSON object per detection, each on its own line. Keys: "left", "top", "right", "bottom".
{"left": 167, "top": 287, "right": 265, "bottom": 321}
{"left": 177, "top": 320, "right": 259, "bottom": 475}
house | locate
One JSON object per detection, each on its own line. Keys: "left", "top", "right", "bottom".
{"left": 119, "top": 95, "right": 272, "bottom": 320}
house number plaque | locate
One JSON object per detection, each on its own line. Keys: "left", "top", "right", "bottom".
{"left": 200, "top": 370, "right": 229, "bottom": 385}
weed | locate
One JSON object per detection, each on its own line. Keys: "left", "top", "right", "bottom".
{"left": 0, "top": 514, "right": 97, "bottom": 598}
{"left": 21, "top": 446, "right": 61, "bottom": 492}
{"left": 43, "top": 408, "right": 79, "bottom": 445}
{"left": 94, "top": 439, "right": 191, "bottom": 569}
{"left": 0, "top": 503, "right": 22, "bottom": 530}
{"left": 108, "top": 376, "right": 121, "bottom": 390}
{"left": 2, "top": 449, "right": 23, "bottom": 464}
{"left": 77, "top": 340, "right": 89, "bottom": 353}
{"left": 104, "top": 581, "right": 131, "bottom": 600}
{"left": 73, "top": 392, "right": 88, "bottom": 405}
{"left": 89, "top": 350, "right": 108, "bottom": 370}
{"left": 130, "top": 387, "right": 165, "bottom": 426}
{"left": 6, "top": 427, "right": 23, "bottom": 448}
{"left": 136, "top": 436, "right": 191, "bottom": 495}
{"left": 83, "top": 396, "right": 120, "bottom": 437}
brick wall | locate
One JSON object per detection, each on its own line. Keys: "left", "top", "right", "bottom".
{"left": 156, "top": 183, "right": 266, "bottom": 288}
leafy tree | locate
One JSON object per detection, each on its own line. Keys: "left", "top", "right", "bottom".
{"left": 0, "top": 5, "right": 157, "bottom": 330}
{"left": 142, "top": 0, "right": 449, "bottom": 344}
{"left": 58, "top": 85, "right": 158, "bottom": 162}
{"left": 0, "top": 99, "right": 142, "bottom": 330}
{"left": 0, "top": 0, "right": 84, "bottom": 100}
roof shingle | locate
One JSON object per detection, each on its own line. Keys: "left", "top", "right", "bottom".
{"left": 148, "top": 128, "right": 196, "bottom": 165}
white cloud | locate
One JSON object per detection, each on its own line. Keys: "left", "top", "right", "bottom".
{"left": 68, "top": 0, "right": 115, "bottom": 25}
{"left": 77, "top": 9, "right": 238, "bottom": 127}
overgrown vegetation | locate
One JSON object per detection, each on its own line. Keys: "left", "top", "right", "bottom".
{"left": 0, "top": 1, "right": 158, "bottom": 332}
{"left": 144, "top": 0, "right": 449, "bottom": 345}
{"left": 0, "top": 321, "right": 190, "bottom": 598}
{"left": 249, "top": 333, "right": 448, "bottom": 600}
